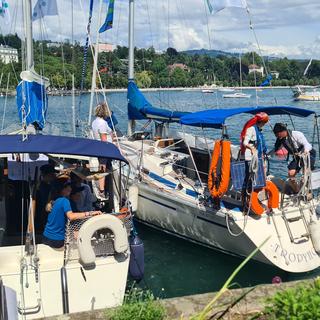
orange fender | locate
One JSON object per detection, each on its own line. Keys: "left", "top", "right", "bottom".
{"left": 208, "top": 140, "right": 231, "bottom": 199}
{"left": 251, "top": 180, "right": 279, "bottom": 215}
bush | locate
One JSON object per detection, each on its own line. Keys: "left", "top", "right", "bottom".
{"left": 262, "top": 278, "right": 320, "bottom": 320}
{"left": 105, "top": 288, "right": 166, "bottom": 320}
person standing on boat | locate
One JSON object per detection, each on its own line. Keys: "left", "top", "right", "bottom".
{"left": 91, "top": 102, "right": 114, "bottom": 200}
{"left": 240, "top": 112, "right": 269, "bottom": 205}
{"left": 240, "top": 112, "right": 269, "bottom": 161}
{"left": 272, "top": 123, "right": 316, "bottom": 178}
{"left": 42, "top": 176, "right": 102, "bottom": 249}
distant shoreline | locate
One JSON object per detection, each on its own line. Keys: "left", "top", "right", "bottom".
{"left": 96, "top": 86, "right": 293, "bottom": 93}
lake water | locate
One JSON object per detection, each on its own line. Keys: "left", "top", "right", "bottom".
{"left": 1, "top": 88, "right": 320, "bottom": 298}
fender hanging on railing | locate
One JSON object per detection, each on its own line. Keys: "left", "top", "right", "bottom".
{"left": 77, "top": 214, "right": 129, "bottom": 266}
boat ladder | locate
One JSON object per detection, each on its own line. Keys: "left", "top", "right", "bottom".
{"left": 281, "top": 206, "right": 310, "bottom": 243}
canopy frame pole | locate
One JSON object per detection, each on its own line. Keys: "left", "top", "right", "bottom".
{"left": 182, "top": 126, "right": 204, "bottom": 189}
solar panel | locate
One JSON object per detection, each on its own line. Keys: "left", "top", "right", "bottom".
{"left": 231, "top": 159, "right": 266, "bottom": 191}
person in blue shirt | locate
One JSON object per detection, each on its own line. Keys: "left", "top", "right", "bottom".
{"left": 42, "top": 176, "right": 101, "bottom": 249}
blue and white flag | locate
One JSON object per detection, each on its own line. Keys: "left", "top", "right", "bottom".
{"left": 206, "top": 0, "right": 247, "bottom": 14}
{"left": 259, "top": 74, "right": 272, "bottom": 87}
{"left": 32, "top": 0, "right": 58, "bottom": 21}
{"left": 99, "top": 0, "right": 115, "bottom": 33}
{"left": 0, "top": 0, "right": 10, "bottom": 25}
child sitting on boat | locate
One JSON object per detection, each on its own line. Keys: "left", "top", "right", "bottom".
{"left": 42, "top": 176, "right": 101, "bottom": 249}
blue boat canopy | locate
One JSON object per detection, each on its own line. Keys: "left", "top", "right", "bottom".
{"left": 179, "top": 106, "right": 315, "bottom": 128}
{"left": 127, "top": 81, "right": 188, "bottom": 122}
{"left": 0, "top": 135, "right": 127, "bottom": 163}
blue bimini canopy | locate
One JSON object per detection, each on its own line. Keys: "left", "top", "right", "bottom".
{"left": 179, "top": 106, "right": 315, "bottom": 128}
{"left": 127, "top": 81, "right": 188, "bottom": 122}
{"left": 0, "top": 135, "right": 127, "bottom": 163}
{"left": 17, "top": 80, "right": 48, "bottom": 130}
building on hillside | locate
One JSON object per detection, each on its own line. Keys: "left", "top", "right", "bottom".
{"left": 0, "top": 45, "right": 18, "bottom": 64}
{"left": 168, "top": 63, "right": 190, "bottom": 73}
{"left": 95, "top": 43, "right": 114, "bottom": 53}
{"left": 248, "top": 64, "right": 264, "bottom": 76}
{"left": 270, "top": 71, "right": 280, "bottom": 79}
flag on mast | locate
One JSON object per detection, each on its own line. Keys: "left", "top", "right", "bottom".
{"left": 99, "top": 0, "right": 115, "bottom": 33}
{"left": 206, "top": 0, "right": 247, "bottom": 14}
{"left": 32, "top": 0, "right": 58, "bottom": 21}
{"left": 0, "top": 0, "right": 10, "bottom": 25}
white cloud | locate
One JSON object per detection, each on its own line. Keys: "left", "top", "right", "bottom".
{"left": 1, "top": 0, "right": 320, "bottom": 59}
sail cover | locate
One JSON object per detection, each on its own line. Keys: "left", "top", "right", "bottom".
{"left": 127, "top": 81, "right": 188, "bottom": 122}
{"left": 180, "top": 106, "right": 315, "bottom": 128}
{"left": 16, "top": 80, "right": 48, "bottom": 130}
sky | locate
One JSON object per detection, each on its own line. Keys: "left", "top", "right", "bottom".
{"left": 1, "top": 0, "right": 320, "bottom": 59}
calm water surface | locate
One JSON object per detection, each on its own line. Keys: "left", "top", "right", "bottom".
{"left": 1, "top": 88, "right": 320, "bottom": 298}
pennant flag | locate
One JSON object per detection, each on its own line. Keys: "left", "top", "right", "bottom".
{"left": 0, "top": 0, "right": 10, "bottom": 25}
{"left": 32, "top": 0, "right": 58, "bottom": 21}
{"left": 99, "top": 0, "right": 115, "bottom": 33}
{"left": 259, "top": 74, "right": 272, "bottom": 87}
{"left": 206, "top": 0, "right": 247, "bottom": 14}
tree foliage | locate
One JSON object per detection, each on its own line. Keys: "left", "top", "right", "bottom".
{"left": 0, "top": 33, "right": 320, "bottom": 90}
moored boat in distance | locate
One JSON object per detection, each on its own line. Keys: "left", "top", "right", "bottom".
{"left": 223, "top": 91, "right": 251, "bottom": 98}
{"left": 292, "top": 85, "right": 320, "bottom": 101}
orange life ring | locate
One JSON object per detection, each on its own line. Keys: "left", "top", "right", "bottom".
{"left": 251, "top": 180, "right": 279, "bottom": 215}
{"left": 208, "top": 140, "right": 231, "bottom": 199}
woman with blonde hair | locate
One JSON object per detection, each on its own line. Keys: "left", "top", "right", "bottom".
{"left": 91, "top": 102, "right": 113, "bottom": 142}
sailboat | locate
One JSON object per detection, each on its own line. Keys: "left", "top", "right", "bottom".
{"left": 223, "top": 54, "right": 251, "bottom": 98}
{"left": 110, "top": 0, "right": 320, "bottom": 273}
{"left": 0, "top": 1, "right": 133, "bottom": 318}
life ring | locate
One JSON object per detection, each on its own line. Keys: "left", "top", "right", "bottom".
{"left": 77, "top": 214, "right": 129, "bottom": 266}
{"left": 251, "top": 180, "right": 279, "bottom": 215}
{"left": 208, "top": 140, "right": 231, "bottom": 199}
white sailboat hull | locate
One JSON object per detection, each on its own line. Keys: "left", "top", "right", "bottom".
{"left": 133, "top": 181, "right": 320, "bottom": 273}
{"left": 0, "top": 244, "right": 129, "bottom": 319}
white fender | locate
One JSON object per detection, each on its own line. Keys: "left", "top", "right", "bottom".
{"left": 128, "top": 185, "right": 139, "bottom": 212}
{"left": 77, "top": 215, "right": 129, "bottom": 266}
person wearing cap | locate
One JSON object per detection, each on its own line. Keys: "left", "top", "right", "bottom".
{"left": 240, "top": 113, "right": 269, "bottom": 205}
{"left": 240, "top": 112, "right": 269, "bottom": 161}
{"left": 70, "top": 172, "right": 95, "bottom": 212}
{"left": 272, "top": 123, "right": 316, "bottom": 178}
{"left": 42, "top": 176, "right": 102, "bottom": 249}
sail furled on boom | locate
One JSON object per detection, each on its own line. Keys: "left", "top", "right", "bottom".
{"left": 127, "top": 81, "right": 188, "bottom": 122}
{"left": 16, "top": 80, "right": 48, "bottom": 130}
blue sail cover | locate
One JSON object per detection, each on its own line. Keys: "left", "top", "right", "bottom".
{"left": 180, "top": 106, "right": 315, "bottom": 128}
{"left": 127, "top": 81, "right": 188, "bottom": 122}
{"left": 17, "top": 80, "right": 48, "bottom": 129}
{"left": 0, "top": 134, "right": 127, "bottom": 162}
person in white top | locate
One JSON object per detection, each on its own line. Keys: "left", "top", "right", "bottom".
{"left": 92, "top": 102, "right": 113, "bottom": 142}
{"left": 91, "top": 102, "right": 114, "bottom": 199}
{"left": 272, "top": 123, "right": 316, "bottom": 178}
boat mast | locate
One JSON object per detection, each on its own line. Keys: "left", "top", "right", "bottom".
{"left": 127, "top": 0, "right": 135, "bottom": 136}
{"left": 239, "top": 53, "right": 242, "bottom": 93}
{"left": 88, "top": 0, "right": 104, "bottom": 126}
{"left": 23, "top": 0, "right": 34, "bottom": 71}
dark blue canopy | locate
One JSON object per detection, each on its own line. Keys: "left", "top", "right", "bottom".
{"left": 0, "top": 135, "right": 127, "bottom": 162}
{"left": 127, "top": 81, "right": 188, "bottom": 122}
{"left": 179, "top": 106, "right": 315, "bottom": 128}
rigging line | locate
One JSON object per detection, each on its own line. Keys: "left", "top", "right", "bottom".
{"left": 1, "top": 73, "right": 10, "bottom": 131}
{"left": 77, "top": 0, "right": 95, "bottom": 129}
{"left": 145, "top": 0, "right": 154, "bottom": 49}
{"left": 245, "top": 5, "right": 277, "bottom": 104}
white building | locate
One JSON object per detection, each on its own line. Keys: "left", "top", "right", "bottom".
{"left": 95, "top": 43, "right": 114, "bottom": 53}
{"left": 270, "top": 71, "right": 280, "bottom": 79}
{"left": 0, "top": 45, "right": 18, "bottom": 64}
{"left": 248, "top": 64, "right": 264, "bottom": 76}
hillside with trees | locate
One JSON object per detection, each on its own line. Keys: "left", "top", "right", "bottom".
{"left": 0, "top": 34, "right": 319, "bottom": 90}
